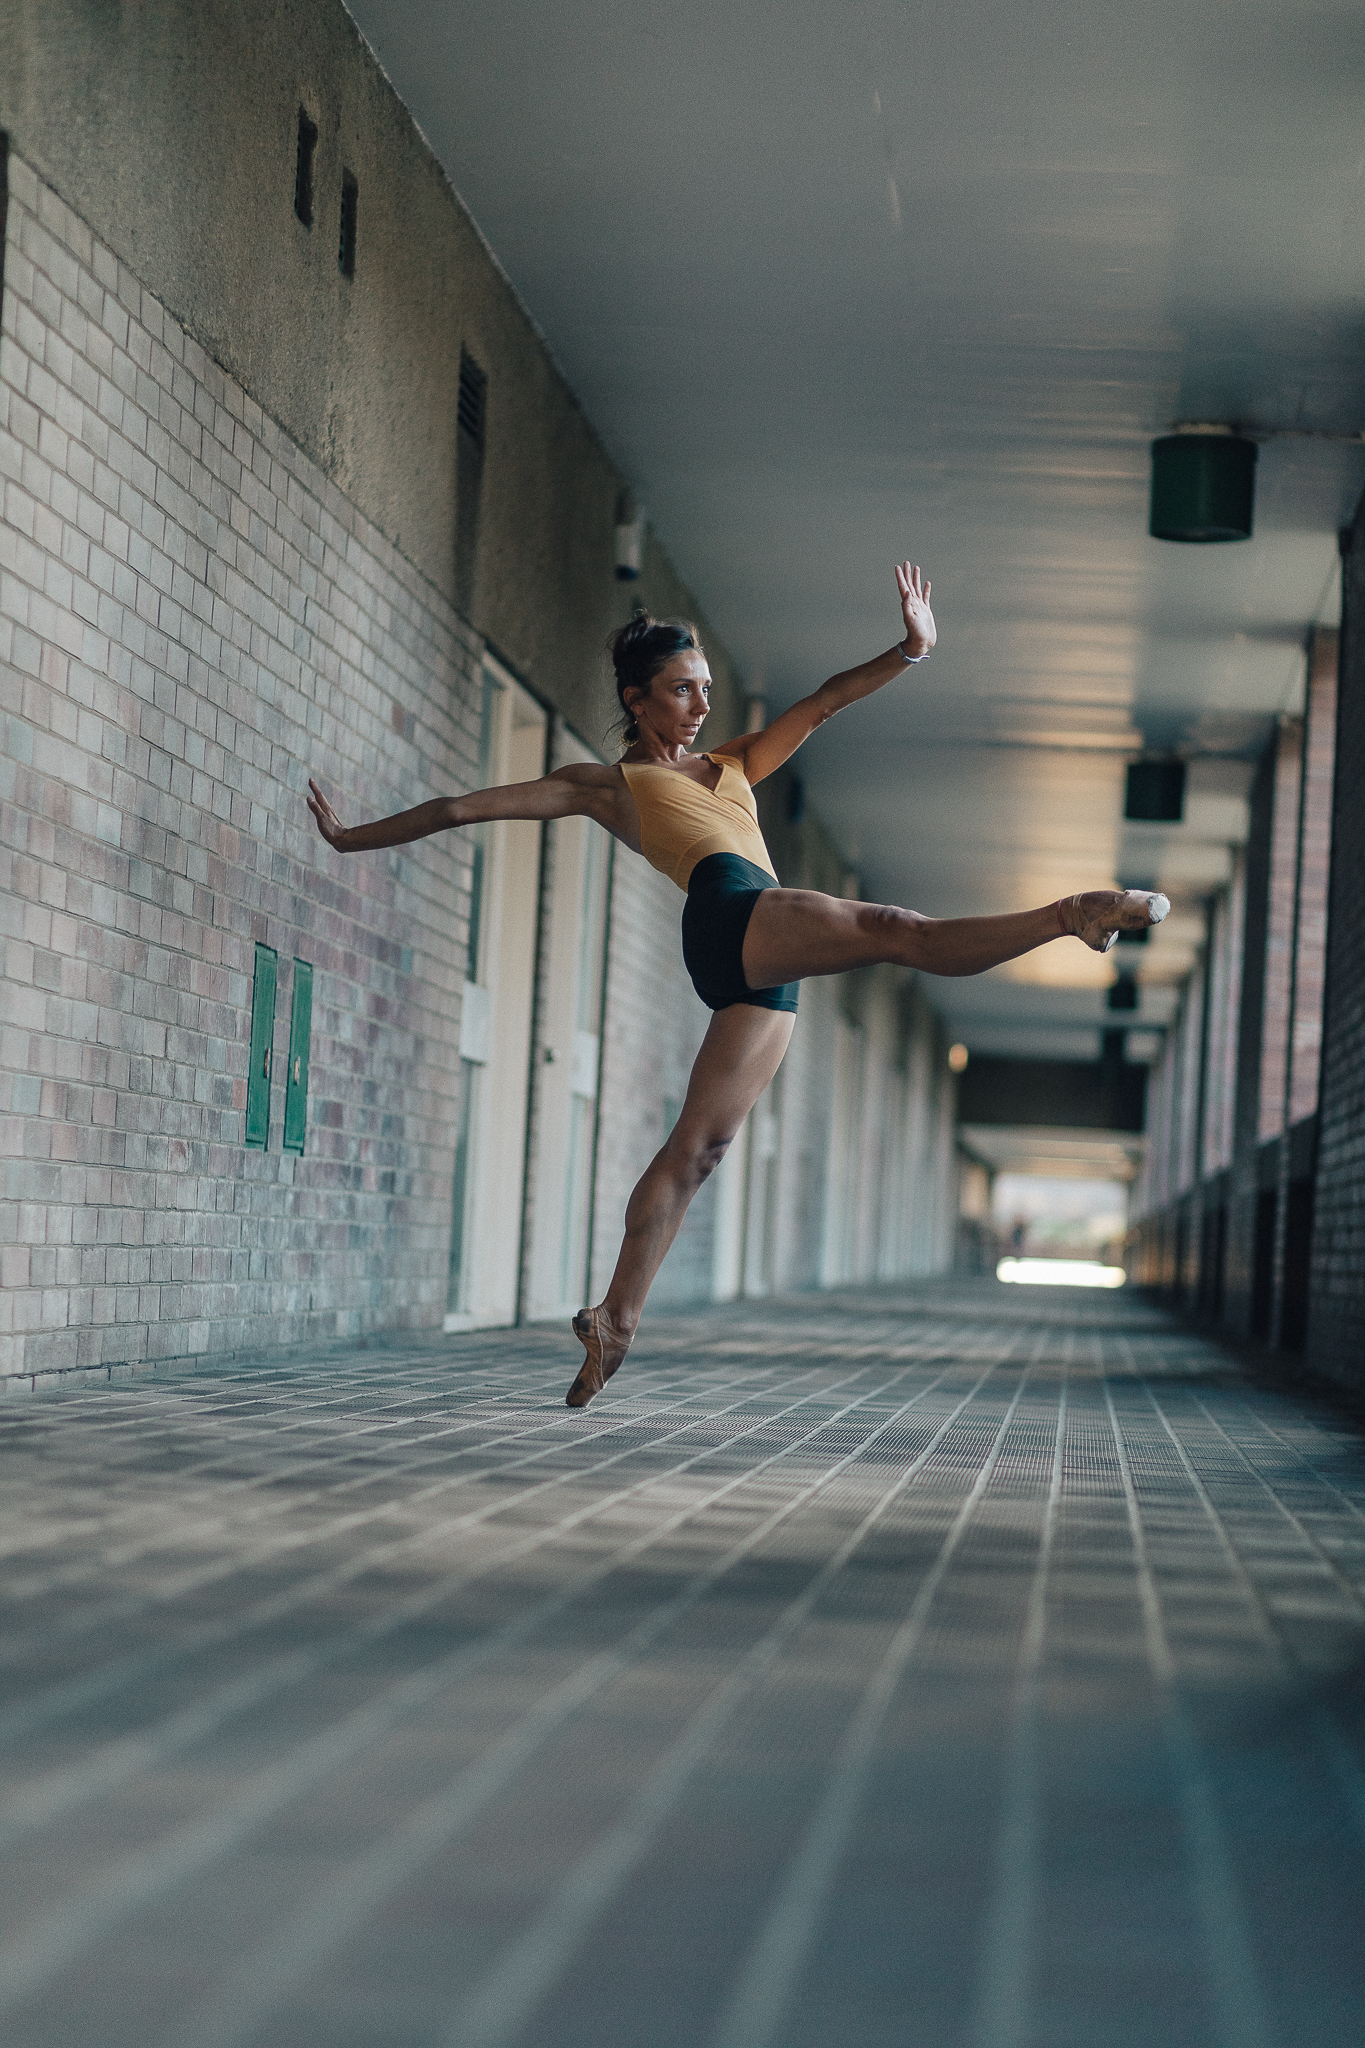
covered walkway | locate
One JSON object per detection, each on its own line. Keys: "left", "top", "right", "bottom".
{"left": 2, "top": 1282, "right": 1363, "bottom": 2048}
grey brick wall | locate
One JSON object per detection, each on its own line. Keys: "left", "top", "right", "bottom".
{"left": 1308, "top": 509, "right": 1365, "bottom": 1392}
{"left": 0, "top": 147, "right": 965, "bottom": 1380}
{"left": 0, "top": 152, "right": 481, "bottom": 1377}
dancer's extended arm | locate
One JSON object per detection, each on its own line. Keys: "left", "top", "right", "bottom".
{"left": 715, "top": 560, "right": 934, "bottom": 787}
{"left": 306, "top": 763, "right": 621, "bottom": 853}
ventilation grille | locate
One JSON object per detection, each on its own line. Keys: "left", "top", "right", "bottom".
{"left": 338, "top": 171, "right": 357, "bottom": 277}
{"left": 458, "top": 353, "right": 487, "bottom": 448}
{"left": 294, "top": 109, "right": 318, "bottom": 227}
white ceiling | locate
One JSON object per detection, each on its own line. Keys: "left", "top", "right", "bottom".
{"left": 346, "top": 0, "right": 1365, "bottom": 1058}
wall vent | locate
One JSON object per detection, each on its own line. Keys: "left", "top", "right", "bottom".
{"left": 458, "top": 352, "right": 487, "bottom": 448}
{"left": 338, "top": 171, "right": 358, "bottom": 276}
{"left": 294, "top": 108, "right": 318, "bottom": 227}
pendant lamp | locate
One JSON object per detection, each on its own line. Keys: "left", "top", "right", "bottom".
{"left": 1149, "top": 431, "right": 1256, "bottom": 543}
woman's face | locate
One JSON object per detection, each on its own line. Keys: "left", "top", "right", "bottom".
{"left": 630, "top": 651, "right": 712, "bottom": 750}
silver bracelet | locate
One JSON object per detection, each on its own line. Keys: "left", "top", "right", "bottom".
{"left": 899, "top": 640, "right": 929, "bottom": 666}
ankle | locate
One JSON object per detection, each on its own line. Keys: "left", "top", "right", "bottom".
{"left": 596, "top": 1303, "right": 638, "bottom": 1345}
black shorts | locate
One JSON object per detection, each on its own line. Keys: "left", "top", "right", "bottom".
{"left": 681, "top": 853, "right": 799, "bottom": 1015}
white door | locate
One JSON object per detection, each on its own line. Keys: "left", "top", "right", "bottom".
{"left": 445, "top": 661, "right": 546, "bottom": 1330}
{"left": 522, "top": 731, "right": 611, "bottom": 1321}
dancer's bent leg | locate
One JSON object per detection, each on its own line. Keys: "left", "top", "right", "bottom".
{"left": 742, "top": 887, "right": 1167, "bottom": 990}
{"left": 566, "top": 1003, "right": 794, "bottom": 1407}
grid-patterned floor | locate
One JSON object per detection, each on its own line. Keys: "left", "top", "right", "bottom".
{"left": 2, "top": 1282, "right": 1364, "bottom": 2048}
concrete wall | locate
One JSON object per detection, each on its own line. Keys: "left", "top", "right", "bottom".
{"left": 0, "top": 0, "right": 748, "bottom": 752}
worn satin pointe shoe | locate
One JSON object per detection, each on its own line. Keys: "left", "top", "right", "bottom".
{"left": 1059, "top": 889, "right": 1170, "bottom": 954}
{"left": 565, "top": 1305, "right": 629, "bottom": 1408}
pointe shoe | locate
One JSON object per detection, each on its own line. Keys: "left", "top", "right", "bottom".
{"left": 1059, "top": 889, "right": 1171, "bottom": 954}
{"left": 565, "top": 1306, "right": 629, "bottom": 1408}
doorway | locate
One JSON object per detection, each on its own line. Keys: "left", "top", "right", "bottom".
{"left": 445, "top": 660, "right": 546, "bottom": 1329}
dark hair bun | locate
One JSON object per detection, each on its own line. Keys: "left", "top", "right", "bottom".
{"left": 608, "top": 613, "right": 702, "bottom": 747}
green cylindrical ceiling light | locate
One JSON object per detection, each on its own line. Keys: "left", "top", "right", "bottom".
{"left": 1149, "top": 430, "right": 1257, "bottom": 542}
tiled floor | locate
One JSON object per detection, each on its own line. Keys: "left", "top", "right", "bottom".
{"left": 1, "top": 1281, "right": 1364, "bottom": 2048}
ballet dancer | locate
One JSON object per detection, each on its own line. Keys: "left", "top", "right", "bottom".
{"left": 308, "top": 563, "right": 1168, "bottom": 1405}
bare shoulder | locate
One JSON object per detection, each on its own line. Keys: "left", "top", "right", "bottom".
{"left": 548, "top": 761, "right": 620, "bottom": 788}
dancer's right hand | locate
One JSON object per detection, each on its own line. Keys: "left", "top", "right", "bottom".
{"left": 307, "top": 778, "right": 350, "bottom": 851}
{"left": 895, "top": 561, "right": 935, "bottom": 659}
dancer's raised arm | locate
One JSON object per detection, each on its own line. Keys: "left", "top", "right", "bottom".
{"left": 306, "top": 762, "right": 623, "bottom": 854}
{"left": 715, "top": 560, "right": 934, "bottom": 787}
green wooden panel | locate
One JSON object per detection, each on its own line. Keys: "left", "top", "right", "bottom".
{"left": 244, "top": 943, "right": 277, "bottom": 1149}
{"left": 283, "top": 959, "right": 313, "bottom": 1155}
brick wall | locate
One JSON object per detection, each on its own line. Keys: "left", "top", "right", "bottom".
{"left": 1308, "top": 513, "right": 1365, "bottom": 1392}
{"left": 1290, "top": 630, "right": 1336, "bottom": 1126}
{"left": 1258, "top": 716, "right": 1304, "bottom": 1142}
{"left": 0, "top": 151, "right": 484, "bottom": 1377}
{"left": 0, "top": 147, "right": 965, "bottom": 1382}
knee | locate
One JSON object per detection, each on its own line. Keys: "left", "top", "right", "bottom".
{"left": 671, "top": 1127, "right": 735, "bottom": 1187}
{"left": 858, "top": 901, "right": 929, "bottom": 960}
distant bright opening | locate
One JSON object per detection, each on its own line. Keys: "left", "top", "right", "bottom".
{"left": 997, "top": 1258, "right": 1126, "bottom": 1288}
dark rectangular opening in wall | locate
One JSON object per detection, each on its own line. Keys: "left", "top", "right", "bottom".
{"left": 294, "top": 108, "right": 318, "bottom": 226}
{"left": 339, "top": 171, "right": 358, "bottom": 276}
{"left": 455, "top": 350, "right": 488, "bottom": 610}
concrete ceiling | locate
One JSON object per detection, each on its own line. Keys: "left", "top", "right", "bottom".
{"left": 346, "top": 0, "right": 1365, "bottom": 1059}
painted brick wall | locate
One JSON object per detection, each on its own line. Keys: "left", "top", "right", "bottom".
{"left": 0, "top": 147, "right": 965, "bottom": 1381}
{"left": 1258, "top": 716, "right": 1304, "bottom": 1142}
{"left": 1308, "top": 512, "right": 1365, "bottom": 1392}
{"left": 1290, "top": 629, "right": 1336, "bottom": 1126}
{"left": 0, "top": 152, "right": 483, "bottom": 1378}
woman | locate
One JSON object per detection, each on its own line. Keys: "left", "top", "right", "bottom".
{"left": 308, "top": 563, "right": 1167, "bottom": 1406}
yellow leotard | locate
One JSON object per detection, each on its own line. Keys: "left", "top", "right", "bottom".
{"left": 619, "top": 754, "right": 776, "bottom": 891}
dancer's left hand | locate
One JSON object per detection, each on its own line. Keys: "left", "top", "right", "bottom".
{"left": 896, "top": 561, "right": 935, "bottom": 659}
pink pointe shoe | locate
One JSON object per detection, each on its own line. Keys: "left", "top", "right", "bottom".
{"left": 1059, "top": 889, "right": 1171, "bottom": 954}
{"left": 565, "top": 1306, "right": 630, "bottom": 1408}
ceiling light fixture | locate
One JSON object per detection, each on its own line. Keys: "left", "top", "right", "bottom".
{"left": 1149, "top": 425, "right": 1256, "bottom": 543}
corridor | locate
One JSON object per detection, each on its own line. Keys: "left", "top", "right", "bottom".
{"left": 2, "top": 1282, "right": 1363, "bottom": 2048}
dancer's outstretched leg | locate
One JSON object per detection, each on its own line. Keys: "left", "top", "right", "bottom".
{"left": 742, "top": 887, "right": 1168, "bottom": 990}
{"left": 566, "top": 1004, "right": 794, "bottom": 1407}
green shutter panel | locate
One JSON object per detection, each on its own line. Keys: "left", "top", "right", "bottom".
{"left": 283, "top": 960, "right": 313, "bottom": 1155}
{"left": 245, "top": 943, "right": 277, "bottom": 1148}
